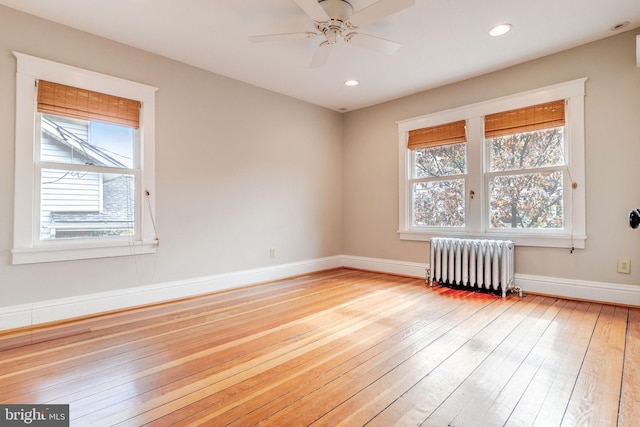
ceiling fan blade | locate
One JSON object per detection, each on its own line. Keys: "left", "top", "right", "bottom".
{"left": 346, "top": 32, "right": 401, "bottom": 55}
{"left": 294, "top": 0, "right": 330, "bottom": 22}
{"left": 349, "top": 0, "right": 415, "bottom": 27}
{"left": 309, "top": 41, "right": 332, "bottom": 68}
{"left": 249, "top": 32, "right": 319, "bottom": 43}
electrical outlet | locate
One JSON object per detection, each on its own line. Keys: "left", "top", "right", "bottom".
{"left": 617, "top": 258, "right": 631, "bottom": 274}
{"left": 269, "top": 248, "right": 276, "bottom": 259}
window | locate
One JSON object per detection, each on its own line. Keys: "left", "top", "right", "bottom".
{"left": 12, "top": 53, "right": 158, "bottom": 264}
{"left": 486, "top": 101, "right": 566, "bottom": 230}
{"left": 409, "top": 120, "right": 467, "bottom": 228}
{"left": 398, "top": 79, "right": 587, "bottom": 248}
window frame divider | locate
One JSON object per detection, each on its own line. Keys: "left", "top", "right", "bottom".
{"left": 397, "top": 78, "right": 587, "bottom": 249}
{"left": 12, "top": 52, "right": 159, "bottom": 264}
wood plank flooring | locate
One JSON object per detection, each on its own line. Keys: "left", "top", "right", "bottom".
{"left": 0, "top": 268, "right": 638, "bottom": 426}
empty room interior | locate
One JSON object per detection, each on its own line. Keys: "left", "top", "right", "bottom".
{"left": 1, "top": 0, "right": 640, "bottom": 425}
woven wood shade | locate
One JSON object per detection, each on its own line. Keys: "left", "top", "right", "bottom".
{"left": 37, "top": 80, "right": 141, "bottom": 128}
{"left": 407, "top": 120, "right": 466, "bottom": 150}
{"left": 485, "top": 100, "right": 565, "bottom": 138}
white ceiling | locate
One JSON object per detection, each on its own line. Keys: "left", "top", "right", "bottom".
{"left": 2, "top": 0, "right": 639, "bottom": 112}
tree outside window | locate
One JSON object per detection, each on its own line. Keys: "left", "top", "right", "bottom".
{"left": 399, "top": 80, "right": 586, "bottom": 249}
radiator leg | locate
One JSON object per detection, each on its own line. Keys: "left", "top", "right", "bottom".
{"left": 503, "top": 280, "right": 523, "bottom": 298}
{"left": 426, "top": 268, "right": 433, "bottom": 286}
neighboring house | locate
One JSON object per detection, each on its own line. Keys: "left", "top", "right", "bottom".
{"left": 40, "top": 114, "right": 134, "bottom": 240}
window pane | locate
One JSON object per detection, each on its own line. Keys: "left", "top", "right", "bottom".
{"left": 412, "top": 180, "right": 465, "bottom": 227}
{"left": 413, "top": 143, "right": 466, "bottom": 178}
{"left": 40, "top": 170, "right": 135, "bottom": 240}
{"left": 41, "top": 114, "right": 135, "bottom": 168}
{"left": 489, "top": 127, "right": 564, "bottom": 172}
{"left": 489, "top": 171, "right": 563, "bottom": 229}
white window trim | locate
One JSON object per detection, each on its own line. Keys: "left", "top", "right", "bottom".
{"left": 12, "top": 52, "right": 159, "bottom": 264}
{"left": 397, "top": 78, "right": 587, "bottom": 249}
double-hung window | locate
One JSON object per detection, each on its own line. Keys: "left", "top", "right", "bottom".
{"left": 12, "top": 53, "right": 158, "bottom": 264}
{"left": 408, "top": 120, "right": 467, "bottom": 228}
{"left": 398, "top": 79, "right": 587, "bottom": 248}
{"left": 485, "top": 100, "right": 567, "bottom": 231}
{"left": 37, "top": 81, "right": 140, "bottom": 241}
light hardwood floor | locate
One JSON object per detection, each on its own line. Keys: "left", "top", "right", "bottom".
{"left": 0, "top": 268, "right": 638, "bottom": 426}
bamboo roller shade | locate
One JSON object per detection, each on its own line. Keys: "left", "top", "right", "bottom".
{"left": 37, "top": 80, "right": 141, "bottom": 128}
{"left": 485, "top": 100, "right": 565, "bottom": 138}
{"left": 408, "top": 120, "right": 466, "bottom": 150}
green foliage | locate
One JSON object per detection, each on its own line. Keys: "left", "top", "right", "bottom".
{"left": 414, "top": 142, "right": 466, "bottom": 178}
{"left": 412, "top": 127, "right": 565, "bottom": 229}
{"left": 488, "top": 127, "right": 565, "bottom": 229}
{"left": 412, "top": 143, "right": 466, "bottom": 227}
{"left": 413, "top": 180, "right": 465, "bottom": 227}
{"left": 489, "top": 127, "right": 564, "bottom": 172}
{"left": 489, "top": 171, "right": 563, "bottom": 228}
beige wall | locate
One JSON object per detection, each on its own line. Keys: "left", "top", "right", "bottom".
{"left": 0, "top": 6, "right": 343, "bottom": 307}
{"left": 1, "top": 4, "right": 639, "bottom": 312}
{"left": 342, "top": 29, "right": 640, "bottom": 286}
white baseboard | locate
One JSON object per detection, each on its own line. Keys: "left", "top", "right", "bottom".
{"left": 2, "top": 255, "right": 638, "bottom": 331}
{"left": 0, "top": 256, "right": 342, "bottom": 331}
{"left": 515, "top": 273, "right": 640, "bottom": 307}
{"left": 341, "top": 257, "right": 640, "bottom": 306}
{"left": 341, "top": 255, "right": 428, "bottom": 279}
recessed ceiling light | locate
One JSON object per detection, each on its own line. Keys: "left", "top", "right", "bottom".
{"left": 344, "top": 79, "right": 359, "bottom": 86}
{"left": 610, "top": 21, "right": 630, "bottom": 31}
{"left": 489, "top": 23, "right": 512, "bottom": 37}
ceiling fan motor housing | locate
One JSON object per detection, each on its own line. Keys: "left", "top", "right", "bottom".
{"left": 250, "top": 0, "right": 414, "bottom": 67}
{"left": 316, "top": 0, "right": 354, "bottom": 43}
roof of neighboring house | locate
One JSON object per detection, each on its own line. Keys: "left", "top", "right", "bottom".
{"left": 41, "top": 115, "right": 127, "bottom": 168}
{"left": 41, "top": 118, "right": 135, "bottom": 230}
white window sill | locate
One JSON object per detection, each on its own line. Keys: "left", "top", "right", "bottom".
{"left": 398, "top": 230, "right": 586, "bottom": 249}
{"left": 11, "top": 240, "right": 158, "bottom": 265}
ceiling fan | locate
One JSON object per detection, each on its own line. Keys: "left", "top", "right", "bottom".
{"left": 249, "top": 0, "right": 416, "bottom": 68}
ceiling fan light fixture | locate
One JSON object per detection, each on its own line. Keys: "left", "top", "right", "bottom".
{"left": 489, "top": 23, "right": 512, "bottom": 37}
{"left": 344, "top": 79, "right": 359, "bottom": 86}
{"left": 253, "top": 0, "right": 417, "bottom": 68}
{"left": 325, "top": 28, "right": 341, "bottom": 44}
